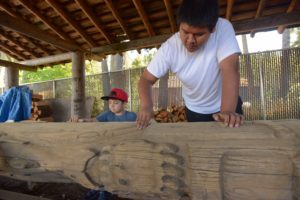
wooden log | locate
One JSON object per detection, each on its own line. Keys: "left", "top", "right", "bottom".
{"left": 0, "top": 120, "right": 299, "bottom": 200}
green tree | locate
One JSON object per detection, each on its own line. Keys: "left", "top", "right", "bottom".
{"left": 20, "top": 63, "right": 72, "bottom": 84}
{"left": 20, "top": 60, "right": 102, "bottom": 84}
{"left": 131, "top": 49, "right": 156, "bottom": 68}
{"left": 291, "top": 27, "right": 300, "bottom": 47}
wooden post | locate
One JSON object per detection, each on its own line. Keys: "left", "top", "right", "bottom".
{"left": 110, "top": 54, "right": 124, "bottom": 89}
{"left": 4, "top": 67, "right": 19, "bottom": 90}
{"left": 101, "top": 59, "right": 110, "bottom": 110}
{"left": 158, "top": 72, "right": 169, "bottom": 109}
{"left": 71, "top": 51, "right": 86, "bottom": 118}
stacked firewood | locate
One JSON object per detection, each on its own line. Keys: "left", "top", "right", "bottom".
{"left": 154, "top": 105, "right": 187, "bottom": 123}
{"left": 30, "top": 94, "right": 53, "bottom": 122}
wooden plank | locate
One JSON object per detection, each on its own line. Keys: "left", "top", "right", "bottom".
{"left": 0, "top": 189, "right": 52, "bottom": 200}
{"left": 20, "top": 52, "right": 72, "bottom": 67}
{"left": 0, "top": 59, "right": 37, "bottom": 71}
{"left": 0, "top": 120, "right": 299, "bottom": 200}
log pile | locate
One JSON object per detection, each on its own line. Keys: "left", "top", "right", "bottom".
{"left": 30, "top": 94, "right": 53, "bottom": 122}
{"left": 154, "top": 105, "right": 187, "bottom": 122}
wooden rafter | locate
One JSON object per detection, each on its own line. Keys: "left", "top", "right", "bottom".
{"left": 250, "top": 0, "right": 267, "bottom": 37}
{"left": 226, "top": 0, "right": 235, "bottom": 20}
{"left": 0, "top": 59, "right": 37, "bottom": 71}
{"left": 0, "top": 11, "right": 81, "bottom": 51}
{"left": 0, "top": 3, "right": 51, "bottom": 56}
{"left": 46, "top": 0, "right": 96, "bottom": 48}
{"left": 103, "top": 0, "right": 133, "bottom": 40}
{"left": 75, "top": 0, "right": 114, "bottom": 44}
{"left": 0, "top": 1, "right": 18, "bottom": 17}
{"left": 22, "top": 36, "right": 51, "bottom": 56}
{"left": 277, "top": 0, "right": 299, "bottom": 34}
{"left": 163, "top": 0, "right": 177, "bottom": 33}
{"left": 132, "top": 0, "right": 155, "bottom": 36}
{"left": 0, "top": 31, "right": 39, "bottom": 58}
{"left": 92, "top": 34, "right": 171, "bottom": 55}
{"left": 0, "top": 47, "right": 23, "bottom": 61}
{"left": 0, "top": 41, "right": 28, "bottom": 60}
{"left": 18, "top": 0, "right": 72, "bottom": 41}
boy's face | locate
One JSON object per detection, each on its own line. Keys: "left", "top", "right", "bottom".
{"left": 179, "top": 23, "right": 212, "bottom": 52}
{"left": 108, "top": 99, "right": 125, "bottom": 115}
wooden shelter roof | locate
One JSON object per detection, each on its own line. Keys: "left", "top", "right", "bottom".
{"left": 0, "top": 0, "right": 300, "bottom": 62}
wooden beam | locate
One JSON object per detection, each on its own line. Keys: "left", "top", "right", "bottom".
{"left": 0, "top": 11, "right": 81, "bottom": 51}
{"left": 75, "top": 0, "right": 114, "bottom": 44}
{"left": 0, "top": 47, "right": 22, "bottom": 60}
{"left": 91, "top": 34, "right": 171, "bottom": 55}
{"left": 19, "top": 0, "right": 72, "bottom": 42}
{"left": 132, "top": 0, "right": 155, "bottom": 36}
{"left": 104, "top": 0, "right": 133, "bottom": 40}
{"left": 0, "top": 3, "right": 52, "bottom": 56}
{"left": 163, "top": 0, "right": 177, "bottom": 33}
{"left": 0, "top": 189, "right": 52, "bottom": 200}
{"left": 250, "top": 0, "right": 267, "bottom": 37}
{"left": 226, "top": 0, "right": 235, "bottom": 20}
{"left": 0, "top": 41, "right": 29, "bottom": 60}
{"left": 0, "top": 59, "right": 37, "bottom": 71}
{"left": 233, "top": 11, "right": 300, "bottom": 35}
{"left": 277, "top": 0, "right": 299, "bottom": 34}
{"left": 46, "top": 0, "right": 97, "bottom": 48}
{"left": 20, "top": 52, "right": 72, "bottom": 66}
{"left": 0, "top": 1, "right": 18, "bottom": 17}
{"left": 0, "top": 28, "right": 40, "bottom": 58}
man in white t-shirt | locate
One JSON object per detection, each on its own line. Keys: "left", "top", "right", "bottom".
{"left": 137, "top": 0, "right": 244, "bottom": 129}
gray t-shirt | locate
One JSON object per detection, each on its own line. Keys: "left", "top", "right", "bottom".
{"left": 96, "top": 110, "right": 137, "bottom": 122}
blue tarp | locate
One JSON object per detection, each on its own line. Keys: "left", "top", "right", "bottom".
{"left": 0, "top": 86, "right": 32, "bottom": 122}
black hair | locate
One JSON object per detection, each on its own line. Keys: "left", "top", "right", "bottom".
{"left": 177, "top": 0, "right": 219, "bottom": 32}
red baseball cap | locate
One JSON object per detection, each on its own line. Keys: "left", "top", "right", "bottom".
{"left": 101, "top": 88, "right": 128, "bottom": 103}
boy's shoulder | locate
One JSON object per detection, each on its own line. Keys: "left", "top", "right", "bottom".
{"left": 125, "top": 111, "right": 137, "bottom": 117}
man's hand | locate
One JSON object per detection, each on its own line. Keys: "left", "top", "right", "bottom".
{"left": 212, "top": 111, "right": 244, "bottom": 128}
{"left": 136, "top": 107, "right": 154, "bottom": 129}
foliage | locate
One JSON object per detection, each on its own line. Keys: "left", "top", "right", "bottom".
{"left": 20, "top": 60, "right": 102, "bottom": 84}
{"left": 291, "top": 27, "right": 300, "bottom": 48}
{"left": 20, "top": 63, "right": 72, "bottom": 84}
{"left": 131, "top": 49, "right": 156, "bottom": 68}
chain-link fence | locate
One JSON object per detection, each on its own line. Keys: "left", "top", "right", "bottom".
{"left": 1, "top": 48, "right": 299, "bottom": 120}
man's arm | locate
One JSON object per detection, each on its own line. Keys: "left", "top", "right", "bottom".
{"left": 136, "top": 69, "right": 158, "bottom": 129}
{"left": 213, "top": 53, "right": 244, "bottom": 127}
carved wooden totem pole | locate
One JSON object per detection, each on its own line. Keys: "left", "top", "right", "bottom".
{"left": 0, "top": 120, "right": 299, "bottom": 199}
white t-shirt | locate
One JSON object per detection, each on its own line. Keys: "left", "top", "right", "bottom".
{"left": 147, "top": 18, "right": 241, "bottom": 114}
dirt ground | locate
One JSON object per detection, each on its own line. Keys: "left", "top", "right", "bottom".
{"left": 0, "top": 176, "right": 130, "bottom": 200}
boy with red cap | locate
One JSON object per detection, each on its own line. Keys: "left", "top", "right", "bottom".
{"left": 70, "top": 88, "right": 136, "bottom": 122}
{"left": 96, "top": 88, "right": 136, "bottom": 122}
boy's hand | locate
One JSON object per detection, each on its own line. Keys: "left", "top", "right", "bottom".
{"left": 212, "top": 111, "right": 244, "bottom": 128}
{"left": 68, "top": 116, "right": 84, "bottom": 122}
{"left": 137, "top": 107, "right": 154, "bottom": 129}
